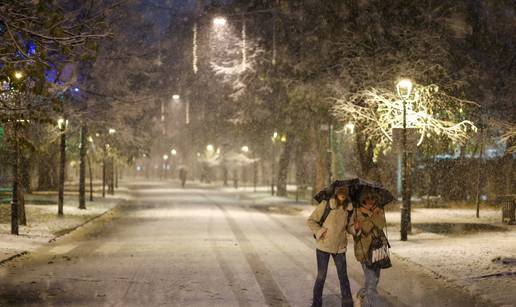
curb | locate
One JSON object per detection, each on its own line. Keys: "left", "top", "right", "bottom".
{"left": 47, "top": 203, "right": 121, "bottom": 243}
{"left": 0, "top": 251, "right": 29, "bottom": 266}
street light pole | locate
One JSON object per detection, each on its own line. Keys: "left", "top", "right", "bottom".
{"left": 397, "top": 79, "right": 413, "bottom": 241}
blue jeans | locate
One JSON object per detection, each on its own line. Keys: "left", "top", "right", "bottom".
{"left": 312, "top": 249, "right": 353, "bottom": 307}
{"left": 359, "top": 263, "right": 386, "bottom": 307}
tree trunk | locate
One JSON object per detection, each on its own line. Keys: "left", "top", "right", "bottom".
{"left": 11, "top": 126, "right": 19, "bottom": 235}
{"left": 355, "top": 128, "right": 376, "bottom": 179}
{"left": 475, "top": 128, "right": 485, "bottom": 217}
{"left": 21, "top": 155, "right": 31, "bottom": 193}
{"left": 17, "top": 153, "right": 28, "bottom": 225}
{"left": 37, "top": 150, "right": 58, "bottom": 191}
{"left": 310, "top": 121, "right": 328, "bottom": 197}
{"left": 108, "top": 157, "right": 115, "bottom": 195}
{"left": 87, "top": 152, "right": 94, "bottom": 202}
{"left": 17, "top": 179, "right": 26, "bottom": 226}
{"left": 466, "top": 0, "right": 487, "bottom": 49}
{"left": 233, "top": 168, "right": 238, "bottom": 189}
{"left": 222, "top": 162, "right": 228, "bottom": 187}
{"left": 79, "top": 125, "right": 87, "bottom": 209}
{"left": 277, "top": 133, "right": 295, "bottom": 197}
{"left": 102, "top": 154, "right": 106, "bottom": 198}
{"left": 58, "top": 131, "right": 66, "bottom": 216}
{"left": 503, "top": 137, "right": 515, "bottom": 195}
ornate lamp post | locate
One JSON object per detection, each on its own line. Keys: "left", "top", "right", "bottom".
{"left": 396, "top": 79, "right": 413, "bottom": 241}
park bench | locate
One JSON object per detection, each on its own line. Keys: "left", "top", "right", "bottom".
{"left": 496, "top": 195, "right": 515, "bottom": 225}
{"left": 0, "top": 187, "right": 12, "bottom": 204}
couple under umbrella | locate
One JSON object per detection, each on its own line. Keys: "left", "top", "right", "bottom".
{"left": 308, "top": 178, "right": 393, "bottom": 307}
{"left": 313, "top": 177, "right": 394, "bottom": 208}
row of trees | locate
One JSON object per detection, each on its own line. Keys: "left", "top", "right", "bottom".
{"left": 164, "top": 0, "right": 514, "bottom": 200}
{"left": 0, "top": 0, "right": 160, "bottom": 235}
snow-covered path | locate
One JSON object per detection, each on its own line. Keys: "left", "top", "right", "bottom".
{"left": 0, "top": 181, "right": 492, "bottom": 306}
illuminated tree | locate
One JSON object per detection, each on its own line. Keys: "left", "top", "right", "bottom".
{"left": 332, "top": 84, "right": 478, "bottom": 155}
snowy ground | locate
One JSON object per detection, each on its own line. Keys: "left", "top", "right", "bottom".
{"left": 229, "top": 187, "right": 516, "bottom": 307}
{"left": 0, "top": 180, "right": 513, "bottom": 306}
{"left": 383, "top": 209, "right": 516, "bottom": 307}
{"left": 0, "top": 185, "right": 130, "bottom": 265}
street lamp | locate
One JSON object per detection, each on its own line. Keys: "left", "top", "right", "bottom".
{"left": 397, "top": 78, "right": 413, "bottom": 241}
{"left": 13, "top": 71, "right": 23, "bottom": 80}
{"left": 171, "top": 149, "right": 177, "bottom": 156}
{"left": 241, "top": 146, "right": 249, "bottom": 153}
{"left": 172, "top": 94, "right": 180, "bottom": 101}
{"left": 344, "top": 122, "right": 355, "bottom": 134}
{"left": 207, "top": 144, "right": 214, "bottom": 152}
{"left": 108, "top": 128, "right": 116, "bottom": 135}
{"left": 213, "top": 17, "right": 227, "bottom": 27}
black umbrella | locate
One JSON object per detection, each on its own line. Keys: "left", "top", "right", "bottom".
{"left": 313, "top": 178, "right": 394, "bottom": 208}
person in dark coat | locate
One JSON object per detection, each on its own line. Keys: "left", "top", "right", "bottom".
{"left": 179, "top": 167, "right": 187, "bottom": 188}
{"left": 348, "top": 191, "right": 388, "bottom": 307}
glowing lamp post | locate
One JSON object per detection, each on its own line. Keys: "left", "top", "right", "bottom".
{"left": 213, "top": 17, "right": 227, "bottom": 27}
{"left": 13, "top": 71, "right": 23, "bottom": 80}
{"left": 397, "top": 78, "right": 413, "bottom": 241}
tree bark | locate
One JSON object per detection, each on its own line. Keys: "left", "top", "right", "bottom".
{"left": 355, "top": 128, "right": 376, "bottom": 179}
{"left": 11, "top": 124, "right": 19, "bottom": 235}
{"left": 37, "top": 150, "right": 58, "bottom": 191}
{"left": 108, "top": 157, "right": 115, "bottom": 195}
{"left": 58, "top": 131, "right": 66, "bottom": 216}
{"left": 102, "top": 153, "right": 106, "bottom": 198}
{"left": 17, "top": 179, "right": 26, "bottom": 226}
{"left": 79, "top": 125, "right": 87, "bottom": 209}
{"left": 503, "top": 137, "right": 515, "bottom": 195}
{"left": 475, "top": 128, "right": 485, "bottom": 218}
{"left": 87, "top": 152, "right": 94, "bottom": 202}
{"left": 17, "top": 152, "right": 28, "bottom": 225}
{"left": 310, "top": 121, "right": 328, "bottom": 198}
{"left": 277, "top": 133, "right": 295, "bottom": 197}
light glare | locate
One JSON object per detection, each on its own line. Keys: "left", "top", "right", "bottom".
{"left": 213, "top": 17, "right": 227, "bottom": 27}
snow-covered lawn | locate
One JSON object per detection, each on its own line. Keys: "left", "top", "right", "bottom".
{"left": 0, "top": 186, "right": 130, "bottom": 265}
{"left": 381, "top": 208, "right": 516, "bottom": 307}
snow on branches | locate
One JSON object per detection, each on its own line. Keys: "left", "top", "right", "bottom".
{"left": 332, "top": 84, "right": 478, "bottom": 151}
{"left": 209, "top": 19, "right": 264, "bottom": 101}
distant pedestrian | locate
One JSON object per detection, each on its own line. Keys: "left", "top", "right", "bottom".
{"left": 349, "top": 191, "right": 389, "bottom": 307}
{"left": 307, "top": 186, "right": 354, "bottom": 307}
{"left": 179, "top": 167, "right": 187, "bottom": 188}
